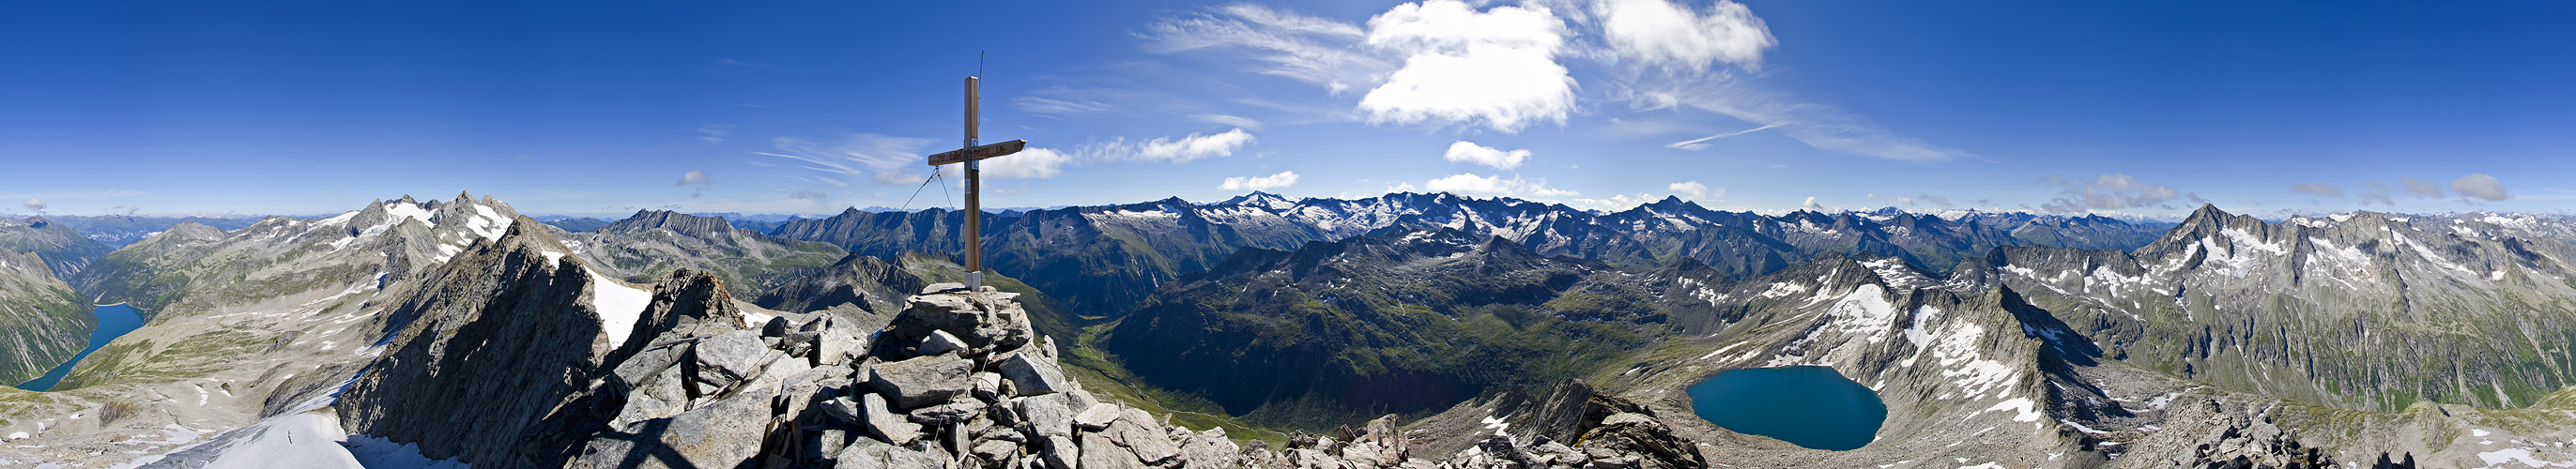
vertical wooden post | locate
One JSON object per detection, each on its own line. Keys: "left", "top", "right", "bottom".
{"left": 963, "top": 77, "right": 983, "bottom": 289}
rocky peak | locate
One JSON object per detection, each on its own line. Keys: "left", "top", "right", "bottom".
{"left": 334, "top": 219, "right": 614, "bottom": 466}
{"left": 602, "top": 209, "right": 738, "bottom": 240}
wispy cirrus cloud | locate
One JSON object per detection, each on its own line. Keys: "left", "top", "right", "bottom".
{"left": 1140, "top": 4, "right": 1393, "bottom": 94}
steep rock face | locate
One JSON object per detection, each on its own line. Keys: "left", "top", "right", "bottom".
{"left": 331, "top": 221, "right": 617, "bottom": 466}
{"left": 1105, "top": 228, "right": 1662, "bottom": 426}
{"left": 1954, "top": 205, "right": 2576, "bottom": 411}
{"left": 0, "top": 248, "right": 90, "bottom": 385}
{"left": 560, "top": 209, "right": 849, "bottom": 300}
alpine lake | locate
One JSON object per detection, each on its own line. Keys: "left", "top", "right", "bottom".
{"left": 14, "top": 304, "right": 146, "bottom": 391}
{"left": 1685, "top": 366, "right": 1888, "bottom": 450}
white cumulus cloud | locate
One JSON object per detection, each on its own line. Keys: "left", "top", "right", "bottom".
{"left": 1219, "top": 171, "right": 1301, "bottom": 190}
{"left": 1667, "top": 181, "right": 1720, "bottom": 199}
{"left": 1358, "top": 0, "right": 1575, "bottom": 133}
{"left": 2451, "top": 174, "right": 2509, "bottom": 201}
{"left": 1598, "top": 0, "right": 1775, "bottom": 70}
{"left": 983, "top": 147, "right": 1071, "bottom": 179}
{"left": 1444, "top": 141, "right": 1531, "bottom": 169}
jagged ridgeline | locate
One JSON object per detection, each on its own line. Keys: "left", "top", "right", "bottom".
{"left": 765, "top": 192, "right": 2175, "bottom": 319}
{"left": 1956, "top": 206, "right": 2576, "bottom": 411}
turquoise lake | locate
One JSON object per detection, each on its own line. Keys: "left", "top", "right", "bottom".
{"left": 1686, "top": 366, "right": 1888, "bottom": 450}
{"left": 15, "top": 304, "right": 146, "bottom": 391}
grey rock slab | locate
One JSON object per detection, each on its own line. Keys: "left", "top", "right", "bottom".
{"left": 836, "top": 434, "right": 948, "bottom": 469}
{"left": 905, "top": 399, "right": 983, "bottom": 426}
{"left": 816, "top": 326, "right": 862, "bottom": 366}
{"left": 920, "top": 282, "right": 968, "bottom": 295}
{"left": 1110, "top": 408, "right": 1181, "bottom": 464}
{"left": 996, "top": 351, "right": 1070, "bottom": 397}
{"left": 821, "top": 396, "right": 864, "bottom": 424}
{"left": 857, "top": 393, "right": 923, "bottom": 446}
{"left": 569, "top": 381, "right": 779, "bottom": 469}
{"left": 971, "top": 438, "right": 1020, "bottom": 465}
{"left": 919, "top": 329, "right": 967, "bottom": 356}
{"left": 1072, "top": 403, "right": 1123, "bottom": 431}
{"left": 1078, "top": 431, "right": 1148, "bottom": 469}
{"left": 1018, "top": 393, "right": 1079, "bottom": 440}
{"left": 1040, "top": 434, "right": 1081, "bottom": 469}
{"left": 687, "top": 330, "right": 766, "bottom": 394}
{"left": 866, "top": 353, "right": 972, "bottom": 409}
{"left": 971, "top": 371, "right": 1004, "bottom": 401}
{"left": 909, "top": 294, "right": 973, "bottom": 312}
{"left": 1180, "top": 427, "right": 1240, "bottom": 468}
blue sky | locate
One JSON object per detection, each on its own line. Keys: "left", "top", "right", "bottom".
{"left": 3, "top": 0, "right": 2571, "bottom": 218}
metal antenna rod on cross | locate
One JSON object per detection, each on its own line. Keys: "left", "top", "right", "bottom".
{"left": 926, "top": 76, "right": 1027, "bottom": 290}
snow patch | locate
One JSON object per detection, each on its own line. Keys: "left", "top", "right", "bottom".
{"left": 590, "top": 271, "right": 652, "bottom": 346}
{"left": 1984, "top": 398, "right": 2042, "bottom": 423}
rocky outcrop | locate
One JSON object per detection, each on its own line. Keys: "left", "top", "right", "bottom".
{"left": 331, "top": 221, "right": 612, "bottom": 466}
{"left": 553, "top": 277, "right": 1725, "bottom": 468}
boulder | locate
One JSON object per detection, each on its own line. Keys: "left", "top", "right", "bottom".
{"left": 909, "top": 294, "right": 974, "bottom": 313}
{"left": 971, "top": 438, "right": 1020, "bottom": 466}
{"left": 1039, "top": 435, "right": 1081, "bottom": 469}
{"left": 760, "top": 315, "right": 790, "bottom": 337}
{"left": 971, "top": 371, "right": 1004, "bottom": 401}
{"left": 820, "top": 396, "right": 863, "bottom": 423}
{"left": 1110, "top": 408, "right": 1182, "bottom": 464}
{"left": 567, "top": 382, "right": 778, "bottom": 469}
{"left": 685, "top": 330, "right": 766, "bottom": 396}
{"left": 866, "top": 354, "right": 972, "bottom": 409}
{"left": 921, "top": 282, "right": 969, "bottom": 295}
{"left": 907, "top": 400, "right": 984, "bottom": 426}
{"left": 997, "top": 351, "right": 1070, "bottom": 397}
{"left": 856, "top": 393, "right": 923, "bottom": 446}
{"left": 1018, "top": 393, "right": 1080, "bottom": 440}
{"left": 1072, "top": 403, "right": 1123, "bottom": 431}
{"left": 815, "top": 326, "right": 862, "bottom": 366}
{"left": 836, "top": 434, "right": 948, "bottom": 469}
{"left": 919, "top": 329, "right": 968, "bottom": 356}
{"left": 1179, "top": 427, "right": 1240, "bottom": 468}
{"left": 1078, "top": 431, "right": 1147, "bottom": 469}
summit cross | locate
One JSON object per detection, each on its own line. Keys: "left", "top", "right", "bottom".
{"left": 924, "top": 76, "right": 1026, "bottom": 289}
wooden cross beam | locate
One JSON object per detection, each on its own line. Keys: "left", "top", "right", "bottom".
{"left": 924, "top": 76, "right": 1025, "bottom": 289}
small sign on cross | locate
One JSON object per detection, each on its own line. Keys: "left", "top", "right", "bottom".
{"left": 925, "top": 76, "right": 1026, "bottom": 290}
